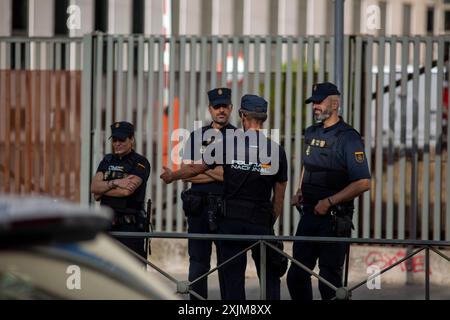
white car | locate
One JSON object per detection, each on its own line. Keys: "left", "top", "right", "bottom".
{"left": 0, "top": 196, "right": 178, "bottom": 300}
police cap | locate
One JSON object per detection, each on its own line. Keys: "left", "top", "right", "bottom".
{"left": 305, "top": 82, "right": 341, "bottom": 104}
{"left": 239, "top": 94, "right": 268, "bottom": 113}
{"left": 207, "top": 88, "right": 232, "bottom": 107}
{"left": 110, "top": 121, "right": 134, "bottom": 139}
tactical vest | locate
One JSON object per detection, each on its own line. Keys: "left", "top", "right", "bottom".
{"left": 100, "top": 153, "right": 145, "bottom": 213}
{"left": 302, "top": 122, "right": 359, "bottom": 206}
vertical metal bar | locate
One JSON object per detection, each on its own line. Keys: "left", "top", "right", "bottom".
{"left": 399, "top": 37, "right": 409, "bottom": 240}
{"left": 253, "top": 36, "right": 261, "bottom": 95}
{"left": 329, "top": 36, "right": 335, "bottom": 84}
{"left": 80, "top": 35, "right": 93, "bottom": 204}
{"left": 145, "top": 37, "right": 155, "bottom": 201}
{"left": 177, "top": 36, "right": 187, "bottom": 232}
{"left": 283, "top": 36, "right": 293, "bottom": 236}
{"left": 306, "top": 37, "right": 314, "bottom": 127}
{"left": 75, "top": 41, "right": 82, "bottom": 202}
{"left": 64, "top": 41, "right": 71, "bottom": 198}
{"left": 259, "top": 241, "right": 267, "bottom": 300}
{"left": 411, "top": 37, "right": 420, "bottom": 241}
{"left": 221, "top": 37, "right": 227, "bottom": 87}
{"left": 14, "top": 42, "right": 21, "bottom": 193}
{"left": 3, "top": 42, "right": 11, "bottom": 193}
{"left": 93, "top": 35, "right": 103, "bottom": 187}
{"left": 189, "top": 37, "right": 197, "bottom": 128}
{"left": 318, "top": 36, "right": 325, "bottom": 83}
{"left": 44, "top": 41, "right": 52, "bottom": 195}
{"left": 422, "top": 37, "right": 432, "bottom": 240}
{"left": 387, "top": 37, "right": 396, "bottom": 239}
{"left": 353, "top": 36, "right": 363, "bottom": 237}
{"left": 263, "top": 36, "right": 271, "bottom": 130}
{"left": 155, "top": 37, "right": 165, "bottom": 231}
{"left": 115, "top": 36, "right": 124, "bottom": 120}
{"left": 166, "top": 37, "right": 176, "bottom": 232}
{"left": 447, "top": 43, "right": 450, "bottom": 241}
{"left": 334, "top": 0, "right": 344, "bottom": 98}
{"left": 104, "top": 36, "right": 114, "bottom": 154}
{"left": 126, "top": 35, "right": 134, "bottom": 122}
{"left": 243, "top": 37, "right": 250, "bottom": 96}
{"left": 199, "top": 37, "right": 207, "bottom": 122}
{"left": 33, "top": 41, "right": 41, "bottom": 194}
{"left": 24, "top": 41, "right": 32, "bottom": 193}
{"left": 274, "top": 36, "right": 282, "bottom": 133}
{"left": 293, "top": 38, "right": 304, "bottom": 230}
{"left": 343, "top": 35, "right": 350, "bottom": 121}
{"left": 425, "top": 247, "right": 430, "bottom": 300}
{"left": 55, "top": 42, "right": 62, "bottom": 196}
{"left": 210, "top": 36, "right": 217, "bottom": 91}
{"left": 231, "top": 36, "right": 239, "bottom": 125}
{"left": 136, "top": 35, "right": 144, "bottom": 154}
{"left": 363, "top": 38, "right": 373, "bottom": 238}
{"left": 374, "top": 38, "right": 385, "bottom": 239}
{"left": 434, "top": 38, "right": 444, "bottom": 241}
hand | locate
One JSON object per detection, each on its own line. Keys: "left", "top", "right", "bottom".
{"left": 314, "top": 198, "right": 330, "bottom": 215}
{"left": 291, "top": 189, "right": 303, "bottom": 206}
{"left": 160, "top": 166, "right": 174, "bottom": 184}
{"left": 115, "top": 176, "right": 139, "bottom": 191}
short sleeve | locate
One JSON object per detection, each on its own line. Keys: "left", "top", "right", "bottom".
{"left": 274, "top": 147, "right": 288, "bottom": 182}
{"left": 341, "top": 130, "right": 371, "bottom": 181}
{"left": 130, "top": 157, "right": 151, "bottom": 182}
{"left": 96, "top": 157, "right": 108, "bottom": 173}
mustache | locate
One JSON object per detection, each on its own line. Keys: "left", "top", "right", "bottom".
{"left": 217, "top": 113, "right": 226, "bottom": 116}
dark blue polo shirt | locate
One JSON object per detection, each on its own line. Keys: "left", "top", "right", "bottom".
{"left": 183, "top": 122, "right": 236, "bottom": 194}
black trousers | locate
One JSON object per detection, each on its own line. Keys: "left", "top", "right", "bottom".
{"left": 110, "top": 223, "right": 147, "bottom": 260}
{"left": 286, "top": 208, "right": 348, "bottom": 300}
{"left": 217, "top": 218, "right": 281, "bottom": 300}
{"left": 187, "top": 205, "right": 223, "bottom": 300}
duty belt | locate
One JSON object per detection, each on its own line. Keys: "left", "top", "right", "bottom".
{"left": 112, "top": 214, "right": 136, "bottom": 226}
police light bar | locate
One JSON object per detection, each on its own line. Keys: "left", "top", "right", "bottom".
{"left": 0, "top": 196, "right": 112, "bottom": 246}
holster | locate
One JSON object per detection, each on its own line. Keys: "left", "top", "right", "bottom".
{"left": 181, "top": 189, "right": 205, "bottom": 216}
{"left": 330, "top": 205, "right": 354, "bottom": 237}
{"left": 205, "top": 194, "right": 225, "bottom": 232}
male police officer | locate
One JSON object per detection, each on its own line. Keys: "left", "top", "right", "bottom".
{"left": 91, "top": 121, "right": 151, "bottom": 259}
{"left": 181, "top": 87, "right": 236, "bottom": 300}
{"left": 161, "top": 94, "right": 288, "bottom": 300}
{"left": 286, "top": 82, "right": 371, "bottom": 300}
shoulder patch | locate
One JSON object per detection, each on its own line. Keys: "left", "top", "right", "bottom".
{"left": 137, "top": 162, "right": 146, "bottom": 170}
{"left": 354, "top": 151, "right": 365, "bottom": 163}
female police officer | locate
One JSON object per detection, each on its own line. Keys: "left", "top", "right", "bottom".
{"left": 91, "top": 121, "right": 150, "bottom": 259}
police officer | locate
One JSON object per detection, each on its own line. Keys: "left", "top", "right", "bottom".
{"left": 91, "top": 121, "right": 151, "bottom": 259}
{"left": 181, "top": 87, "right": 236, "bottom": 300}
{"left": 286, "top": 82, "right": 371, "bottom": 300}
{"left": 161, "top": 94, "right": 288, "bottom": 300}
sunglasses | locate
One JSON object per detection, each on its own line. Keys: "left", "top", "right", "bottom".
{"left": 111, "top": 137, "right": 127, "bottom": 143}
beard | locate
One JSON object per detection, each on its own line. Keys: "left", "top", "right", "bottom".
{"left": 314, "top": 108, "right": 332, "bottom": 122}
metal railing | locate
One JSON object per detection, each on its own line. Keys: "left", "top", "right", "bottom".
{"left": 110, "top": 231, "right": 450, "bottom": 300}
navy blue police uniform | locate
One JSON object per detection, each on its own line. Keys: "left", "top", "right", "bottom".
{"left": 182, "top": 88, "right": 236, "bottom": 300}
{"left": 286, "top": 83, "right": 371, "bottom": 300}
{"left": 96, "top": 122, "right": 151, "bottom": 259}
{"left": 205, "top": 95, "right": 288, "bottom": 300}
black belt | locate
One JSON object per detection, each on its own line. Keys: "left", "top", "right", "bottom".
{"left": 112, "top": 214, "right": 136, "bottom": 226}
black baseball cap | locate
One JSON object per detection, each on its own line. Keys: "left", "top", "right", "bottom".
{"left": 305, "top": 82, "right": 341, "bottom": 104}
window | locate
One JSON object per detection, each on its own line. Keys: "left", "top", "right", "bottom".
{"left": 445, "top": 10, "right": 450, "bottom": 31}
{"left": 95, "top": 0, "right": 108, "bottom": 32}
{"left": 132, "top": 0, "right": 144, "bottom": 34}
{"left": 427, "top": 7, "right": 434, "bottom": 34}
{"left": 402, "top": 4, "right": 411, "bottom": 36}
{"left": 54, "top": 0, "right": 69, "bottom": 36}
{"left": 12, "top": 0, "right": 28, "bottom": 36}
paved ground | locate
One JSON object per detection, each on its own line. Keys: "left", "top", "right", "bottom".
{"left": 148, "top": 268, "right": 450, "bottom": 300}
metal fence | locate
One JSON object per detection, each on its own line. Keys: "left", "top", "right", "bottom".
{"left": 1, "top": 34, "right": 450, "bottom": 240}
{"left": 0, "top": 37, "right": 84, "bottom": 201}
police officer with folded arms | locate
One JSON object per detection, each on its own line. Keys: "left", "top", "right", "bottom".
{"left": 286, "top": 82, "right": 371, "bottom": 300}
{"left": 91, "top": 121, "right": 151, "bottom": 259}
{"left": 181, "top": 87, "right": 236, "bottom": 300}
{"left": 161, "top": 94, "right": 288, "bottom": 300}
